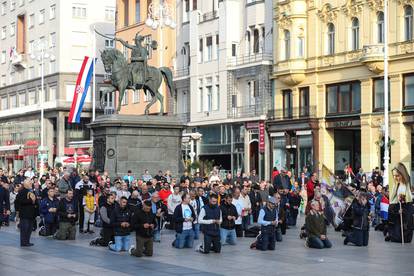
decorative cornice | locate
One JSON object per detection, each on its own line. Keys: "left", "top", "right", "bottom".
{"left": 341, "top": 0, "right": 364, "bottom": 18}
{"left": 367, "top": 0, "right": 384, "bottom": 11}
{"left": 317, "top": 4, "right": 339, "bottom": 23}
{"left": 396, "top": 0, "right": 414, "bottom": 6}
{"left": 275, "top": 3, "right": 293, "bottom": 29}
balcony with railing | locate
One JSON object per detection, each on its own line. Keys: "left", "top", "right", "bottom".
{"left": 199, "top": 11, "right": 218, "bottom": 23}
{"left": 227, "top": 53, "right": 272, "bottom": 69}
{"left": 173, "top": 67, "right": 190, "bottom": 80}
{"left": 229, "top": 104, "right": 269, "bottom": 119}
{"left": 360, "top": 44, "right": 384, "bottom": 74}
{"left": 267, "top": 106, "right": 317, "bottom": 121}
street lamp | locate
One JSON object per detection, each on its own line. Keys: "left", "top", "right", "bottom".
{"left": 30, "top": 39, "right": 55, "bottom": 176}
{"left": 145, "top": 0, "right": 176, "bottom": 67}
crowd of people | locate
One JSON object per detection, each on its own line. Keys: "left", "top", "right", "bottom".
{"left": 0, "top": 163, "right": 413, "bottom": 256}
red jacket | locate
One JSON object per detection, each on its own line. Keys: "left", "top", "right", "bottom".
{"left": 159, "top": 189, "right": 172, "bottom": 206}
{"left": 306, "top": 179, "right": 315, "bottom": 201}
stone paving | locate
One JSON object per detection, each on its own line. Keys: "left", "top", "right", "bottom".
{"left": 0, "top": 218, "right": 413, "bottom": 276}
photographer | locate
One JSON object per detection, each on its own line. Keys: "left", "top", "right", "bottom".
{"left": 344, "top": 192, "right": 370, "bottom": 246}
{"left": 55, "top": 190, "right": 78, "bottom": 240}
{"left": 129, "top": 200, "right": 157, "bottom": 257}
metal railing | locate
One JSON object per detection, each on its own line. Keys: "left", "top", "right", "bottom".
{"left": 104, "top": 106, "right": 115, "bottom": 115}
{"left": 267, "top": 106, "right": 317, "bottom": 120}
{"left": 200, "top": 11, "right": 218, "bottom": 23}
{"left": 227, "top": 53, "right": 272, "bottom": 67}
{"left": 173, "top": 67, "right": 190, "bottom": 79}
{"left": 229, "top": 104, "right": 268, "bottom": 119}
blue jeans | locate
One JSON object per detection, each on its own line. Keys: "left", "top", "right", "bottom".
{"left": 109, "top": 235, "right": 130, "bottom": 252}
{"left": 307, "top": 237, "right": 332, "bottom": 249}
{"left": 174, "top": 229, "right": 195, "bottom": 248}
{"left": 220, "top": 228, "right": 236, "bottom": 245}
{"left": 194, "top": 224, "right": 200, "bottom": 240}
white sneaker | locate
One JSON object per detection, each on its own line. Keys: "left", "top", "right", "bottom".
{"left": 128, "top": 246, "right": 135, "bottom": 255}
{"left": 108, "top": 241, "right": 114, "bottom": 248}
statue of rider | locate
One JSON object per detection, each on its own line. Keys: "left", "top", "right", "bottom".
{"left": 115, "top": 33, "right": 148, "bottom": 89}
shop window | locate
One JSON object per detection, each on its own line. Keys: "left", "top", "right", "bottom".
{"left": 272, "top": 135, "right": 286, "bottom": 171}
{"left": 299, "top": 87, "right": 309, "bottom": 117}
{"left": 283, "top": 89, "right": 292, "bottom": 118}
{"left": 404, "top": 74, "right": 414, "bottom": 108}
{"left": 326, "top": 81, "right": 361, "bottom": 115}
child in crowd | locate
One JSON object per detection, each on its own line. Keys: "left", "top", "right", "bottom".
{"left": 82, "top": 188, "right": 96, "bottom": 233}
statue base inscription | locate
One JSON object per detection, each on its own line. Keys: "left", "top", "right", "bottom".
{"left": 89, "top": 114, "right": 185, "bottom": 178}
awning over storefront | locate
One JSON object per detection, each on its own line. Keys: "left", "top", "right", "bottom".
{"left": 0, "top": 144, "right": 23, "bottom": 152}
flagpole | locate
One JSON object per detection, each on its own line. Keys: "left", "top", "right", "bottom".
{"left": 92, "top": 26, "right": 96, "bottom": 122}
{"left": 383, "top": 0, "right": 390, "bottom": 187}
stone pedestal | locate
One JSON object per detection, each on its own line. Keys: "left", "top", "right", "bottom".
{"left": 89, "top": 114, "right": 185, "bottom": 177}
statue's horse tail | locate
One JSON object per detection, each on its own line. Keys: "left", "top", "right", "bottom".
{"left": 160, "top": 67, "right": 174, "bottom": 96}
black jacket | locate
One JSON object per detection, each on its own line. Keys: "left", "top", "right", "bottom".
{"left": 273, "top": 174, "right": 291, "bottom": 190}
{"left": 58, "top": 198, "right": 78, "bottom": 225}
{"left": 100, "top": 201, "right": 116, "bottom": 229}
{"left": 15, "top": 188, "right": 36, "bottom": 219}
{"left": 220, "top": 202, "right": 238, "bottom": 230}
{"left": 110, "top": 205, "right": 132, "bottom": 236}
{"left": 131, "top": 208, "right": 157, "bottom": 238}
{"left": 351, "top": 201, "right": 370, "bottom": 231}
{"left": 172, "top": 204, "right": 196, "bottom": 233}
{"left": 0, "top": 186, "right": 10, "bottom": 215}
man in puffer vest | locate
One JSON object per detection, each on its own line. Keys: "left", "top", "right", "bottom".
{"left": 257, "top": 197, "right": 277, "bottom": 251}
{"left": 198, "top": 193, "right": 222, "bottom": 254}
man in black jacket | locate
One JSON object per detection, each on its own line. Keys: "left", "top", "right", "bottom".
{"left": 55, "top": 190, "right": 78, "bottom": 240}
{"left": 93, "top": 193, "right": 116, "bottom": 246}
{"left": 273, "top": 169, "right": 291, "bottom": 191}
{"left": 198, "top": 194, "right": 222, "bottom": 254}
{"left": 109, "top": 197, "right": 132, "bottom": 252}
{"left": 172, "top": 193, "right": 196, "bottom": 249}
{"left": 220, "top": 193, "right": 238, "bottom": 245}
{"left": 344, "top": 192, "right": 370, "bottom": 247}
{"left": 129, "top": 200, "right": 157, "bottom": 257}
{"left": 0, "top": 181, "right": 10, "bottom": 229}
{"left": 15, "top": 179, "right": 36, "bottom": 246}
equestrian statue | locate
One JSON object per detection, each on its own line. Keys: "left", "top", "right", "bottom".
{"left": 96, "top": 29, "right": 174, "bottom": 115}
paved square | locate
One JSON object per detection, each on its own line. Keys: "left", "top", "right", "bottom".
{"left": 0, "top": 219, "right": 413, "bottom": 276}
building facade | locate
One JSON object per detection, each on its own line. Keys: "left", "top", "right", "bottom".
{"left": 115, "top": 0, "right": 176, "bottom": 115}
{"left": 174, "top": 0, "right": 273, "bottom": 179}
{"left": 271, "top": 0, "right": 414, "bottom": 176}
{"left": 0, "top": 0, "right": 115, "bottom": 172}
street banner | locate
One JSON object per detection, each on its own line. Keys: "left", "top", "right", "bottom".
{"left": 68, "top": 56, "right": 96, "bottom": 123}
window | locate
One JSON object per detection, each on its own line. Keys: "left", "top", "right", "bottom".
{"left": 193, "top": 0, "right": 197, "bottom": 10}
{"left": 327, "top": 23, "right": 335, "bottom": 55}
{"left": 1, "top": 50, "right": 5, "bottom": 63}
{"left": 19, "top": 92, "right": 25, "bottom": 106}
{"left": 404, "top": 74, "right": 414, "bottom": 107}
{"left": 50, "top": 5, "right": 56, "bottom": 20}
{"left": 198, "top": 38, "right": 203, "bottom": 63}
{"left": 105, "top": 39, "right": 114, "bottom": 48}
{"left": 213, "top": 77, "right": 219, "bottom": 111}
{"left": 28, "top": 40, "right": 34, "bottom": 53}
{"left": 28, "top": 89, "right": 37, "bottom": 105}
{"left": 1, "top": 26, "right": 5, "bottom": 39}
{"left": 39, "top": 9, "right": 45, "bottom": 24}
{"left": 351, "top": 18, "right": 359, "bottom": 50}
{"left": 373, "top": 78, "right": 390, "bottom": 110}
{"left": 1, "top": 97, "right": 7, "bottom": 110}
{"left": 49, "top": 32, "right": 56, "bottom": 48}
{"left": 121, "top": 90, "right": 128, "bottom": 105}
{"left": 10, "top": 94, "right": 17, "bottom": 108}
{"left": 0, "top": 75, "right": 5, "bottom": 87}
{"left": 405, "top": 5, "right": 413, "bottom": 41}
{"left": 299, "top": 87, "right": 310, "bottom": 116}
{"left": 183, "top": 0, "right": 189, "bottom": 22}
{"left": 232, "top": 43, "right": 237, "bottom": 56}
{"left": 246, "top": 31, "right": 251, "bottom": 55}
{"left": 1, "top": 2, "right": 6, "bottom": 15}
{"left": 72, "top": 6, "right": 87, "bottom": 18}
{"left": 284, "top": 30, "right": 290, "bottom": 60}
{"left": 283, "top": 89, "right": 293, "bottom": 118}
{"left": 206, "top": 85, "right": 212, "bottom": 112}
{"left": 10, "top": 22, "right": 15, "bottom": 36}
{"left": 10, "top": 0, "right": 15, "bottom": 11}
{"left": 298, "top": 36, "right": 304, "bottom": 57}
{"left": 28, "top": 13, "right": 34, "bottom": 28}
{"left": 206, "top": 36, "right": 212, "bottom": 61}
{"left": 48, "top": 86, "right": 56, "bottom": 102}
{"left": 215, "top": 34, "right": 219, "bottom": 59}
{"left": 144, "top": 91, "right": 152, "bottom": 102}
{"left": 327, "top": 81, "right": 361, "bottom": 114}
{"left": 123, "top": 0, "right": 129, "bottom": 26}
{"left": 253, "top": 29, "right": 259, "bottom": 53}
{"left": 105, "top": 8, "right": 115, "bottom": 21}
{"left": 198, "top": 86, "right": 203, "bottom": 112}
{"left": 28, "top": 66, "right": 34, "bottom": 79}
{"left": 248, "top": 80, "right": 258, "bottom": 106}
{"left": 49, "top": 60, "right": 56, "bottom": 74}
{"left": 377, "top": 12, "right": 384, "bottom": 43}
{"left": 135, "top": 1, "right": 140, "bottom": 23}
{"left": 133, "top": 89, "right": 140, "bottom": 103}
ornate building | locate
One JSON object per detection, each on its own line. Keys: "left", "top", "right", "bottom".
{"left": 270, "top": 0, "right": 414, "bottom": 176}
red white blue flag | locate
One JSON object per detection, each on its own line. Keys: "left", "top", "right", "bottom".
{"left": 68, "top": 56, "right": 96, "bottom": 123}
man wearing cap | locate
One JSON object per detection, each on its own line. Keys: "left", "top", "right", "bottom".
{"left": 257, "top": 197, "right": 277, "bottom": 251}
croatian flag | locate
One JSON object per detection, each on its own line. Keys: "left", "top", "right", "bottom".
{"left": 68, "top": 56, "right": 96, "bottom": 123}
{"left": 380, "top": 196, "right": 389, "bottom": 220}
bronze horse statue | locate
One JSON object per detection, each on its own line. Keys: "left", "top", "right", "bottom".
{"left": 99, "top": 48, "right": 174, "bottom": 115}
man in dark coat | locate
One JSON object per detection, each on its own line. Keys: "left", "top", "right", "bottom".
{"left": 273, "top": 169, "right": 291, "bottom": 191}
{"left": 15, "top": 179, "right": 36, "bottom": 246}
{"left": 0, "top": 181, "right": 10, "bottom": 228}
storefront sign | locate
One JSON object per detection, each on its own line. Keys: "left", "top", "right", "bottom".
{"left": 326, "top": 119, "right": 360, "bottom": 129}
{"left": 259, "top": 121, "right": 265, "bottom": 153}
{"left": 246, "top": 122, "right": 259, "bottom": 130}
